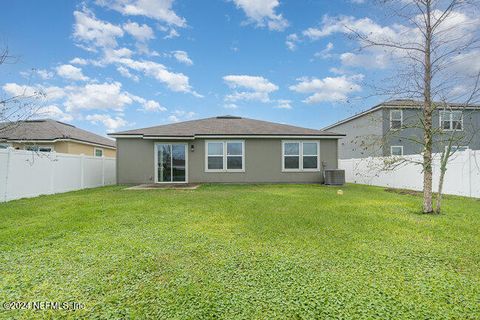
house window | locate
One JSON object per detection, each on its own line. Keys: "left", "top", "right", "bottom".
{"left": 25, "top": 145, "right": 53, "bottom": 152}
{"left": 206, "top": 141, "right": 244, "bottom": 172}
{"left": 390, "top": 110, "right": 403, "bottom": 129}
{"left": 390, "top": 146, "right": 403, "bottom": 156}
{"left": 282, "top": 141, "right": 320, "bottom": 172}
{"left": 94, "top": 148, "right": 104, "bottom": 157}
{"left": 440, "top": 110, "right": 463, "bottom": 131}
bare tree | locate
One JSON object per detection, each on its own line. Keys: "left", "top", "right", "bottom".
{"left": 349, "top": 0, "right": 480, "bottom": 213}
{"left": 0, "top": 46, "right": 45, "bottom": 134}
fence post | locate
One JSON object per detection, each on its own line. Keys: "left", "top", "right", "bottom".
{"left": 50, "top": 152, "right": 56, "bottom": 194}
{"left": 468, "top": 148, "right": 472, "bottom": 198}
{"left": 80, "top": 154, "right": 85, "bottom": 189}
{"left": 3, "top": 148, "right": 13, "bottom": 202}
{"left": 102, "top": 157, "right": 105, "bottom": 186}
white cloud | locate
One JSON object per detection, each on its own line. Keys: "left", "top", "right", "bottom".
{"left": 314, "top": 42, "right": 334, "bottom": 59}
{"left": 162, "top": 27, "right": 180, "bottom": 39}
{"left": 224, "top": 103, "right": 238, "bottom": 109}
{"left": 171, "top": 50, "right": 193, "bottom": 65}
{"left": 285, "top": 33, "right": 299, "bottom": 51}
{"left": 34, "top": 105, "right": 73, "bottom": 122}
{"left": 223, "top": 75, "right": 279, "bottom": 103}
{"left": 73, "top": 9, "right": 124, "bottom": 49}
{"left": 109, "top": 57, "right": 199, "bottom": 95}
{"left": 70, "top": 57, "right": 89, "bottom": 65}
{"left": 64, "top": 82, "right": 134, "bottom": 112}
{"left": 231, "top": 0, "right": 288, "bottom": 31}
{"left": 96, "top": 0, "right": 186, "bottom": 27}
{"left": 2, "top": 83, "right": 65, "bottom": 101}
{"left": 123, "top": 21, "right": 154, "bottom": 42}
{"left": 340, "top": 52, "right": 390, "bottom": 69}
{"left": 56, "top": 64, "right": 89, "bottom": 81}
{"left": 299, "top": 10, "right": 480, "bottom": 72}
{"left": 130, "top": 95, "right": 167, "bottom": 112}
{"left": 168, "top": 110, "right": 196, "bottom": 123}
{"left": 3, "top": 81, "right": 162, "bottom": 122}
{"left": 289, "top": 74, "right": 363, "bottom": 104}
{"left": 143, "top": 100, "right": 166, "bottom": 112}
{"left": 3, "top": 83, "right": 39, "bottom": 97}
{"left": 223, "top": 75, "right": 278, "bottom": 93}
{"left": 274, "top": 99, "right": 292, "bottom": 109}
{"left": 117, "top": 66, "right": 140, "bottom": 81}
{"left": 86, "top": 114, "right": 128, "bottom": 132}
{"left": 36, "top": 69, "right": 54, "bottom": 80}
{"left": 350, "top": 0, "right": 365, "bottom": 3}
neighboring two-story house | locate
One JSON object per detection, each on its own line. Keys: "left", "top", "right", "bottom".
{"left": 323, "top": 99, "right": 480, "bottom": 159}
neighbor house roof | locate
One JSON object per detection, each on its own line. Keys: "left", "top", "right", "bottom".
{"left": 110, "top": 115, "right": 344, "bottom": 139}
{"left": 322, "top": 99, "right": 480, "bottom": 130}
{"left": 0, "top": 119, "right": 116, "bottom": 148}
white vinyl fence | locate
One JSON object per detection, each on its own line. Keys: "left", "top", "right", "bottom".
{"left": 0, "top": 148, "right": 116, "bottom": 202}
{"left": 339, "top": 149, "right": 480, "bottom": 198}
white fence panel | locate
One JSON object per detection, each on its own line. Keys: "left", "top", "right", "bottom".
{"left": 339, "top": 149, "right": 480, "bottom": 198}
{"left": 0, "top": 148, "right": 116, "bottom": 202}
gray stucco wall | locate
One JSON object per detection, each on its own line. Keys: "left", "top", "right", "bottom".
{"left": 327, "top": 107, "right": 480, "bottom": 159}
{"left": 382, "top": 108, "right": 480, "bottom": 155}
{"left": 327, "top": 109, "right": 384, "bottom": 159}
{"left": 116, "top": 138, "right": 338, "bottom": 184}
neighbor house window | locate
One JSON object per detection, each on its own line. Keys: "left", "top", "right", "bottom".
{"left": 440, "top": 110, "right": 463, "bottom": 131}
{"left": 94, "top": 148, "right": 104, "bottom": 157}
{"left": 390, "top": 146, "right": 403, "bottom": 156}
{"left": 390, "top": 110, "right": 403, "bottom": 129}
{"left": 206, "top": 141, "right": 244, "bottom": 172}
{"left": 282, "top": 141, "right": 319, "bottom": 171}
{"left": 25, "top": 145, "right": 53, "bottom": 152}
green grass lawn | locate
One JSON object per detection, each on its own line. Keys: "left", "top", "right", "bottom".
{"left": 0, "top": 184, "right": 479, "bottom": 319}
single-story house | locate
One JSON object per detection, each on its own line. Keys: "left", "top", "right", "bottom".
{"left": 0, "top": 119, "right": 116, "bottom": 157}
{"left": 109, "top": 116, "right": 344, "bottom": 184}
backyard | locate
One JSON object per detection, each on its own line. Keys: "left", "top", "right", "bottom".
{"left": 0, "top": 184, "right": 479, "bottom": 319}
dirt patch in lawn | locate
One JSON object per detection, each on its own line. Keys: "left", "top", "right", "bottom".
{"left": 384, "top": 188, "right": 422, "bottom": 197}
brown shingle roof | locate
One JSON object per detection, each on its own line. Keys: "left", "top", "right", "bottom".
{"left": 0, "top": 119, "right": 116, "bottom": 148}
{"left": 110, "top": 116, "right": 343, "bottom": 138}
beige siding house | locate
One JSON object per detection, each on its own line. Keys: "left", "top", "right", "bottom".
{"left": 0, "top": 119, "right": 116, "bottom": 157}
{"left": 110, "top": 116, "right": 344, "bottom": 184}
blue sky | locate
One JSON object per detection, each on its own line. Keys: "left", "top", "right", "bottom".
{"left": 1, "top": 0, "right": 477, "bottom": 136}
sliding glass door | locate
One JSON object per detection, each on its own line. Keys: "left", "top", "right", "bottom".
{"left": 156, "top": 143, "right": 187, "bottom": 183}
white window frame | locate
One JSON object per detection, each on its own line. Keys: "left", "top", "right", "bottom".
{"left": 390, "top": 109, "right": 403, "bottom": 129}
{"left": 24, "top": 145, "right": 54, "bottom": 152}
{"left": 439, "top": 110, "right": 463, "bottom": 131}
{"left": 94, "top": 147, "right": 104, "bottom": 157}
{"left": 205, "top": 140, "right": 245, "bottom": 173}
{"left": 390, "top": 145, "right": 404, "bottom": 156}
{"left": 282, "top": 141, "right": 320, "bottom": 172}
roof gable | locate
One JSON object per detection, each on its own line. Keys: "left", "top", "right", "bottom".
{"left": 322, "top": 99, "right": 480, "bottom": 130}
{"left": 0, "top": 119, "right": 116, "bottom": 148}
{"left": 110, "top": 116, "right": 343, "bottom": 138}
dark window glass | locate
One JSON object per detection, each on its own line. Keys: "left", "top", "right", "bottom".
{"left": 208, "top": 156, "right": 223, "bottom": 170}
{"left": 303, "top": 156, "right": 318, "bottom": 169}
{"left": 284, "top": 156, "right": 299, "bottom": 169}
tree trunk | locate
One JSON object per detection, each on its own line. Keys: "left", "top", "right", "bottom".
{"left": 422, "top": 0, "right": 434, "bottom": 213}
{"left": 435, "top": 154, "right": 447, "bottom": 214}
